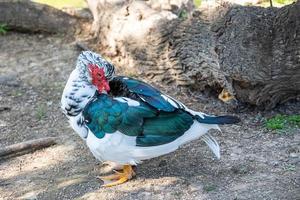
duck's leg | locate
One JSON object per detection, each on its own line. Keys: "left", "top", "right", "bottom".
{"left": 98, "top": 165, "right": 135, "bottom": 187}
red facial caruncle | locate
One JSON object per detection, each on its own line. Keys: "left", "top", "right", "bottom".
{"left": 88, "top": 64, "right": 110, "bottom": 93}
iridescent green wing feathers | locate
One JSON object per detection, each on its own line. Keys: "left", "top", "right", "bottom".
{"left": 137, "top": 110, "right": 194, "bottom": 146}
{"left": 82, "top": 94, "right": 194, "bottom": 147}
{"left": 111, "top": 76, "right": 177, "bottom": 112}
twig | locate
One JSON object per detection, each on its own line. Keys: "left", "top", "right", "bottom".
{"left": 270, "top": 0, "right": 273, "bottom": 7}
{"left": 0, "top": 137, "right": 58, "bottom": 158}
{"left": 0, "top": 106, "right": 11, "bottom": 112}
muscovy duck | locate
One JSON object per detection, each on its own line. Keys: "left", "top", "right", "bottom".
{"left": 61, "top": 51, "right": 240, "bottom": 187}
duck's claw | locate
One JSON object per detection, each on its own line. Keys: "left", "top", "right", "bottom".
{"left": 97, "top": 165, "right": 135, "bottom": 187}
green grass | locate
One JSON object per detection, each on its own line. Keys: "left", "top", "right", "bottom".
{"left": 194, "top": 0, "right": 202, "bottom": 8}
{"left": 0, "top": 23, "right": 8, "bottom": 35}
{"left": 179, "top": 9, "right": 188, "bottom": 19}
{"left": 265, "top": 114, "right": 300, "bottom": 130}
{"left": 273, "top": 0, "right": 296, "bottom": 4}
{"left": 284, "top": 164, "right": 296, "bottom": 172}
{"left": 36, "top": 104, "right": 47, "bottom": 120}
{"left": 11, "top": 89, "right": 23, "bottom": 97}
{"left": 203, "top": 184, "right": 217, "bottom": 192}
{"left": 33, "top": 0, "right": 87, "bottom": 9}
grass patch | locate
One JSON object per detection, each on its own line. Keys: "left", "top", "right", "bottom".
{"left": 203, "top": 184, "right": 217, "bottom": 192}
{"left": 194, "top": 0, "right": 202, "bottom": 8}
{"left": 33, "top": 0, "right": 87, "bottom": 9}
{"left": 11, "top": 89, "right": 23, "bottom": 97}
{"left": 284, "top": 164, "right": 296, "bottom": 172}
{"left": 0, "top": 24, "right": 8, "bottom": 35}
{"left": 179, "top": 9, "right": 188, "bottom": 19}
{"left": 36, "top": 104, "right": 47, "bottom": 120}
{"left": 265, "top": 114, "right": 300, "bottom": 131}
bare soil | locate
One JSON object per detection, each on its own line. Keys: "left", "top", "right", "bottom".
{"left": 0, "top": 33, "right": 299, "bottom": 200}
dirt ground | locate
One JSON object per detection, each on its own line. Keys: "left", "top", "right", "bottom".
{"left": 0, "top": 33, "right": 299, "bottom": 200}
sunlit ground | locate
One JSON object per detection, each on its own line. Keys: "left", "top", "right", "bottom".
{"left": 257, "top": 0, "right": 296, "bottom": 7}
{"left": 32, "top": 0, "right": 87, "bottom": 9}
{"left": 195, "top": 0, "right": 296, "bottom": 7}
{"left": 32, "top": 0, "right": 295, "bottom": 9}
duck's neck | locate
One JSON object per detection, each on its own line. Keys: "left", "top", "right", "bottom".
{"left": 61, "top": 69, "right": 96, "bottom": 117}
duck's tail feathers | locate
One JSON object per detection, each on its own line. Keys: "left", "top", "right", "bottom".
{"left": 201, "top": 133, "right": 220, "bottom": 159}
{"left": 195, "top": 115, "right": 240, "bottom": 125}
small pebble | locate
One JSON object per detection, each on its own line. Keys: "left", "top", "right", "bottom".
{"left": 290, "top": 153, "right": 298, "bottom": 158}
{"left": 271, "top": 161, "right": 279, "bottom": 167}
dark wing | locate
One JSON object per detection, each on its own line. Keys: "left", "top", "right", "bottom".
{"left": 82, "top": 94, "right": 194, "bottom": 147}
{"left": 109, "top": 76, "right": 178, "bottom": 112}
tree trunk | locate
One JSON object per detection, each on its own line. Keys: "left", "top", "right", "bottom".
{"left": 87, "top": 0, "right": 300, "bottom": 109}
{"left": 212, "top": 1, "right": 300, "bottom": 109}
{"left": 0, "top": 0, "right": 77, "bottom": 34}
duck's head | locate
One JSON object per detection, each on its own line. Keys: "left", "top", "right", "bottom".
{"left": 76, "top": 51, "right": 115, "bottom": 93}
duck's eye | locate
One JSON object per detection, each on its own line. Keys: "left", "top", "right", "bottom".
{"left": 97, "top": 73, "right": 103, "bottom": 78}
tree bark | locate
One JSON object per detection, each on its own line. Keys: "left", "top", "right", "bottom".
{"left": 87, "top": 0, "right": 299, "bottom": 109}
{"left": 212, "top": 1, "right": 300, "bottom": 109}
{"left": 0, "top": 0, "right": 77, "bottom": 34}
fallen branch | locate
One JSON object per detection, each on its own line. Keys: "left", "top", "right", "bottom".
{"left": 0, "top": 137, "right": 58, "bottom": 158}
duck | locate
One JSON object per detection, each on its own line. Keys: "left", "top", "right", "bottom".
{"left": 61, "top": 51, "right": 240, "bottom": 187}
